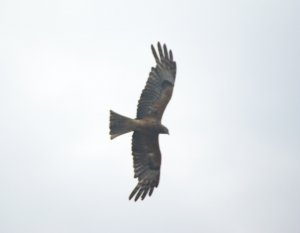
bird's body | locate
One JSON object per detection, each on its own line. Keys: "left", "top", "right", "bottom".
{"left": 110, "top": 112, "right": 168, "bottom": 140}
{"left": 109, "top": 42, "right": 177, "bottom": 201}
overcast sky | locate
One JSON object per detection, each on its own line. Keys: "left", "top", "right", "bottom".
{"left": 0, "top": 0, "right": 300, "bottom": 232}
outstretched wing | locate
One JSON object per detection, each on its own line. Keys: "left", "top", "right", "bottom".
{"left": 136, "top": 42, "right": 177, "bottom": 120}
{"left": 129, "top": 132, "right": 161, "bottom": 201}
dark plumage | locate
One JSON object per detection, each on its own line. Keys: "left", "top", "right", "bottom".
{"left": 109, "top": 42, "right": 177, "bottom": 201}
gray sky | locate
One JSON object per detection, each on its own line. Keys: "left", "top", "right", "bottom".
{"left": 0, "top": 0, "right": 300, "bottom": 232}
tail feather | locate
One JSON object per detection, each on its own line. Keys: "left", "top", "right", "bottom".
{"left": 109, "top": 110, "right": 134, "bottom": 139}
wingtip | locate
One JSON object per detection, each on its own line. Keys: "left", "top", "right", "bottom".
{"left": 169, "top": 49, "right": 173, "bottom": 61}
{"left": 157, "top": 41, "right": 162, "bottom": 50}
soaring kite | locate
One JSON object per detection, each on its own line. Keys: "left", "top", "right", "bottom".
{"left": 109, "top": 42, "right": 177, "bottom": 201}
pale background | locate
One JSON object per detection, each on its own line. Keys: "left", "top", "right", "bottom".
{"left": 0, "top": 0, "right": 299, "bottom": 232}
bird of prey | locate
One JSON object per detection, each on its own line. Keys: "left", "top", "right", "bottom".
{"left": 109, "top": 42, "right": 177, "bottom": 201}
